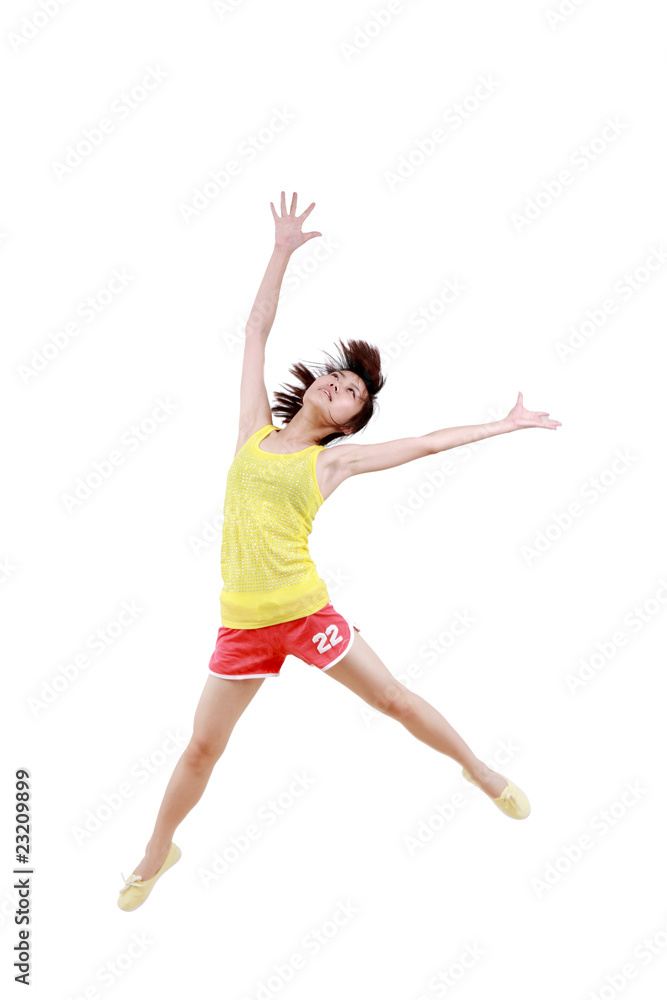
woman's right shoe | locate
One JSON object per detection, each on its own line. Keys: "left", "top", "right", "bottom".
{"left": 462, "top": 767, "right": 531, "bottom": 820}
{"left": 117, "top": 842, "right": 181, "bottom": 911}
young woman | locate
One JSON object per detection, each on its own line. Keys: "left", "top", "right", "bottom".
{"left": 118, "top": 191, "right": 562, "bottom": 910}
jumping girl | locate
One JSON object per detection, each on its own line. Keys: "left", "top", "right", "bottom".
{"left": 118, "top": 191, "right": 562, "bottom": 910}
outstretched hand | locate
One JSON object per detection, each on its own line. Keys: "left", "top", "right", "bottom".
{"left": 270, "top": 191, "right": 322, "bottom": 253}
{"left": 505, "top": 391, "right": 562, "bottom": 430}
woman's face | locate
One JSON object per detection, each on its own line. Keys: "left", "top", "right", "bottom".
{"left": 310, "top": 369, "right": 367, "bottom": 431}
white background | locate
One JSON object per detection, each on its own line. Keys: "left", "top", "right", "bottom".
{"left": 2, "top": 1, "right": 666, "bottom": 998}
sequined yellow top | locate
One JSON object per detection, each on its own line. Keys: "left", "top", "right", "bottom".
{"left": 218, "top": 424, "right": 331, "bottom": 628}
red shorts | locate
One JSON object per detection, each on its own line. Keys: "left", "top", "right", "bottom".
{"left": 208, "top": 602, "right": 361, "bottom": 679}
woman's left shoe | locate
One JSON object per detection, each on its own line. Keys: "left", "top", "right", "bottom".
{"left": 462, "top": 767, "right": 531, "bottom": 820}
{"left": 117, "top": 842, "right": 181, "bottom": 911}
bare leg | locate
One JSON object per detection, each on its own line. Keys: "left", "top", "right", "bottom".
{"left": 132, "top": 674, "right": 265, "bottom": 880}
{"left": 325, "top": 632, "right": 507, "bottom": 798}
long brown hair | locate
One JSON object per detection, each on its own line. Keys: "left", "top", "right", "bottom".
{"left": 271, "top": 338, "right": 386, "bottom": 446}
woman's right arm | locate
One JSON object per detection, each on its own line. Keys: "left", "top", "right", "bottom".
{"left": 237, "top": 192, "right": 321, "bottom": 438}
{"left": 244, "top": 245, "right": 292, "bottom": 344}
{"left": 237, "top": 247, "right": 290, "bottom": 437}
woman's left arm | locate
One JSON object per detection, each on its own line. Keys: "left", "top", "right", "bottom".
{"left": 425, "top": 391, "right": 562, "bottom": 452}
{"left": 335, "top": 392, "right": 562, "bottom": 478}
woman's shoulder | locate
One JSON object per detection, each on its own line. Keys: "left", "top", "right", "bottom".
{"left": 233, "top": 422, "right": 274, "bottom": 458}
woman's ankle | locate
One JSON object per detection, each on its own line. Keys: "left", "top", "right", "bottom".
{"left": 466, "top": 759, "right": 491, "bottom": 783}
{"left": 145, "top": 838, "right": 172, "bottom": 862}
{"left": 466, "top": 761, "right": 506, "bottom": 797}
{"left": 135, "top": 842, "right": 171, "bottom": 880}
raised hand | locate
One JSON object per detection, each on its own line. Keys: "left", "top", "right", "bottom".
{"left": 270, "top": 191, "right": 322, "bottom": 253}
{"left": 505, "top": 391, "right": 562, "bottom": 430}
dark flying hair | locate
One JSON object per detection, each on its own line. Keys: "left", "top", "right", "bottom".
{"left": 271, "top": 337, "right": 386, "bottom": 446}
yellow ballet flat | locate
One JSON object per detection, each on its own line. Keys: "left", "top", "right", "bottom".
{"left": 462, "top": 767, "right": 531, "bottom": 820}
{"left": 117, "top": 842, "right": 181, "bottom": 911}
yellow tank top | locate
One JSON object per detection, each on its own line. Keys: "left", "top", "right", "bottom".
{"left": 218, "top": 425, "right": 331, "bottom": 628}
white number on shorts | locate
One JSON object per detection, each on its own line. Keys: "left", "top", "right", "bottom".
{"left": 312, "top": 624, "right": 344, "bottom": 654}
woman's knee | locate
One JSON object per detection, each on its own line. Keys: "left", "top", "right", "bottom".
{"left": 184, "top": 736, "right": 226, "bottom": 767}
{"left": 374, "top": 681, "right": 414, "bottom": 719}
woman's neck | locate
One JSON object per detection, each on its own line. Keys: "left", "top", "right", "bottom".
{"left": 271, "top": 412, "right": 331, "bottom": 449}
